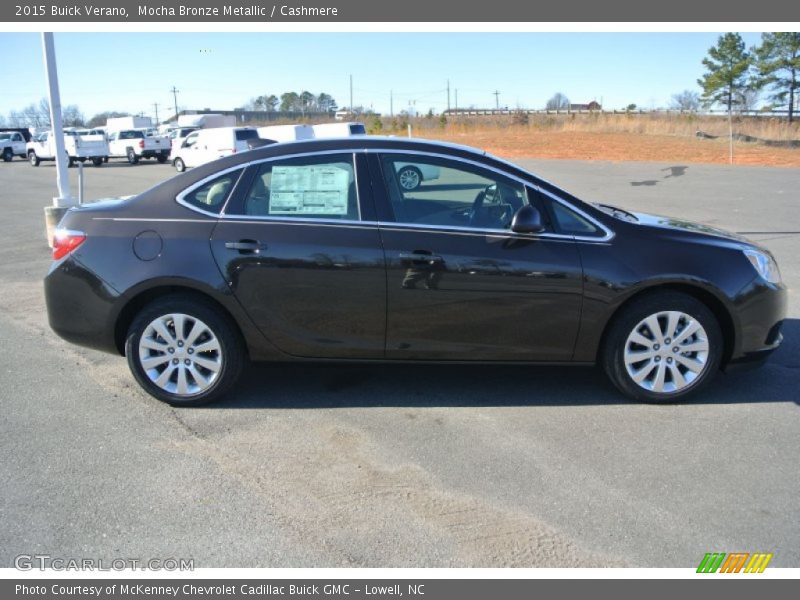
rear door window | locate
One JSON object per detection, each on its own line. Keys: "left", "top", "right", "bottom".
{"left": 230, "top": 154, "right": 359, "bottom": 220}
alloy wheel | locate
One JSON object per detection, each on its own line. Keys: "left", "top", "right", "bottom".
{"left": 138, "top": 313, "right": 222, "bottom": 397}
{"left": 623, "top": 310, "right": 710, "bottom": 394}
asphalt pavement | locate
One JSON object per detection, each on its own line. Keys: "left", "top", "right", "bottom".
{"left": 0, "top": 156, "right": 797, "bottom": 568}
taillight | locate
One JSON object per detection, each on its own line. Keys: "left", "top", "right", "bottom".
{"left": 52, "top": 229, "right": 86, "bottom": 260}
{"left": 138, "top": 139, "right": 145, "bottom": 149}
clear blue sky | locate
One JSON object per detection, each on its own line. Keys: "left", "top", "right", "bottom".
{"left": 0, "top": 32, "right": 764, "bottom": 121}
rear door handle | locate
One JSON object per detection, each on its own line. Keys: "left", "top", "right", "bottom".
{"left": 398, "top": 251, "right": 444, "bottom": 265}
{"left": 225, "top": 240, "right": 266, "bottom": 254}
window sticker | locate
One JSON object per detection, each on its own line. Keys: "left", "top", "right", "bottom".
{"left": 269, "top": 164, "right": 351, "bottom": 215}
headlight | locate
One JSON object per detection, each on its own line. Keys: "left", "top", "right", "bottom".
{"left": 743, "top": 248, "right": 782, "bottom": 284}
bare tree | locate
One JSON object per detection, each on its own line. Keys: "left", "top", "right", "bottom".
{"left": 734, "top": 88, "right": 760, "bottom": 113}
{"left": 546, "top": 93, "right": 570, "bottom": 110}
{"left": 670, "top": 90, "right": 700, "bottom": 111}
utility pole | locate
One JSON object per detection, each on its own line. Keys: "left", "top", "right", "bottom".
{"left": 153, "top": 102, "right": 160, "bottom": 124}
{"left": 455, "top": 89, "right": 458, "bottom": 114}
{"left": 493, "top": 90, "right": 501, "bottom": 110}
{"left": 170, "top": 86, "right": 179, "bottom": 120}
{"left": 447, "top": 79, "right": 450, "bottom": 113}
{"left": 390, "top": 90, "right": 393, "bottom": 117}
{"left": 349, "top": 74, "right": 353, "bottom": 113}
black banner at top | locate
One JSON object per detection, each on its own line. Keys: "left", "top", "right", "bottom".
{"left": 2, "top": 0, "right": 800, "bottom": 22}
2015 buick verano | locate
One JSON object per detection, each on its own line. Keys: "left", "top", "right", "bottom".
{"left": 44, "top": 137, "right": 787, "bottom": 406}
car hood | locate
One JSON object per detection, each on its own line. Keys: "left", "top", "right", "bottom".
{"left": 629, "top": 210, "right": 753, "bottom": 245}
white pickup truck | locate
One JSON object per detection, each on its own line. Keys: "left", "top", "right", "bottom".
{"left": 107, "top": 129, "right": 170, "bottom": 164}
{"left": 1, "top": 131, "right": 28, "bottom": 162}
{"left": 27, "top": 130, "right": 109, "bottom": 167}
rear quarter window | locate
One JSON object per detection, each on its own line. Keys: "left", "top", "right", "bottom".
{"left": 180, "top": 169, "right": 243, "bottom": 215}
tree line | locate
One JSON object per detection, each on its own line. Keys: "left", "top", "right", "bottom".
{"left": 543, "top": 33, "right": 798, "bottom": 122}
{"left": 242, "top": 91, "right": 338, "bottom": 114}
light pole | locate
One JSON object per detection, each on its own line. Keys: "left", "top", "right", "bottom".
{"left": 41, "top": 32, "right": 75, "bottom": 248}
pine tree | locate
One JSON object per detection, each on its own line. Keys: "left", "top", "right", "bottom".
{"left": 753, "top": 32, "right": 800, "bottom": 123}
{"left": 697, "top": 33, "right": 751, "bottom": 113}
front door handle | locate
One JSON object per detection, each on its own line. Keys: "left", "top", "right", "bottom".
{"left": 398, "top": 251, "right": 444, "bottom": 265}
{"left": 225, "top": 239, "right": 266, "bottom": 254}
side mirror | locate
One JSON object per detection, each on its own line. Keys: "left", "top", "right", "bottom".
{"left": 511, "top": 205, "right": 545, "bottom": 234}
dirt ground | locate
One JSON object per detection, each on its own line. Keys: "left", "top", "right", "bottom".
{"left": 415, "top": 130, "right": 800, "bottom": 167}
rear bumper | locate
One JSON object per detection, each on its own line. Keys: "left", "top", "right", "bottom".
{"left": 44, "top": 256, "right": 120, "bottom": 354}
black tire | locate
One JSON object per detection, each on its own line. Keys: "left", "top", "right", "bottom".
{"left": 2, "top": 148, "right": 12, "bottom": 162}
{"left": 29, "top": 151, "right": 40, "bottom": 167}
{"left": 92, "top": 157, "right": 103, "bottom": 167}
{"left": 397, "top": 165, "right": 423, "bottom": 191}
{"left": 67, "top": 156, "right": 76, "bottom": 168}
{"left": 126, "top": 148, "right": 139, "bottom": 165}
{"left": 156, "top": 153, "right": 168, "bottom": 164}
{"left": 125, "top": 295, "right": 245, "bottom": 407}
{"left": 174, "top": 157, "right": 186, "bottom": 172}
{"left": 601, "top": 291, "right": 722, "bottom": 402}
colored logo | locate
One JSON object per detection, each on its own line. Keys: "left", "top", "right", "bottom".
{"left": 697, "top": 552, "right": 773, "bottom": 573}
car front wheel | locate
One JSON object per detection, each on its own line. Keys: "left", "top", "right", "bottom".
{"left": 174, "top": 157, "right": 186, "bottom": 172}
{"left": 125, "top": 296, "right": 244, "bottom": 406}
{"left": 602, "top": 292, "right": 722, "bottom": 402}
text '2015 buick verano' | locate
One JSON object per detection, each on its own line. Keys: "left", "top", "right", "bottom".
{"left": 44, "top": 137, "right": 787, "bottom": 406}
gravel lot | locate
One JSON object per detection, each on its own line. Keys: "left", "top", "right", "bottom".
{"left": 1, "top": 156, "right": 797, "bottom": 568}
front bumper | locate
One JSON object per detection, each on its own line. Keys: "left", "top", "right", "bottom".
{"left": 726, "top": 279, "right": 788, "bottom": 368}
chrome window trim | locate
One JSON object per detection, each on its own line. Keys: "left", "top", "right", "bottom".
{"left": 173, "top": 146, "right": 614, "bottom": 243}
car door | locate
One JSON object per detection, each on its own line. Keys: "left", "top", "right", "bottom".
{"left": 209, "top": 152, "right": 387, "bottom": 359}
{"left": 180, "top": 131, "right": 204, "bottom": 167}
{"left": 11, "top": 133, "right": 25, "bottom": 154}
{"left": 370, "top": 152, "right": 585, "bottom": 361}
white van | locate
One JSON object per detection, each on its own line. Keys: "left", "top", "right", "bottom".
{"left": 170, "top": 127, "right": 259, "bottom": 172}
{"left": 256, "top": 124, "right": 315, "bottom": 143}
{"left": 312, "top": 122, "right": 367, "bottom": 138}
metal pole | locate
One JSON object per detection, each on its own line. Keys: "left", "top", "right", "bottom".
{"left": 42, "top": 33, "right": 72, "bottom": 208}
{"left": 41, "top": 32, "right": 74, "bottom": 247}
{"left": 390, "top": 90, "right": 393, "bottom": 118}
{"left": 349, "top": 74, "right": 353, "bottom": 114}
{"left": 78, "top": 161, "right": 84, "bottom": 205}
{"left": 729, "top": 105, "right": 733, "bottom": 165}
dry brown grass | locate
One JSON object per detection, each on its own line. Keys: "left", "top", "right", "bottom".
{"left": 247, "top": 113, "right": 800, "bottom": 167}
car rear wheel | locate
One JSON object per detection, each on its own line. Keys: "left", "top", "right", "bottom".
{"left": 92, "top": 157, "right": 103, "bottom": 167}
{"left": 29, "top": 151, "right": 40, "bottom": 166}
{"left": 125, "top": 296, "right": 245, "bottom": 406}
{"left": 156, "top": 154, "right": 168, "bottom": 164}
{"left": 126, "top": 148, "right": 139, "bottom": 164}
{"left": 397, "top": 166, "right": 422, "bottom": 190}
{"left": 2, "top": 148, "right": 12, "bottom": 162}
{"left": 602, "top": 292, "right": 722, "bottom": 402}
{"left": 174, "top": 157, "right": 186, "bottom": 172}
